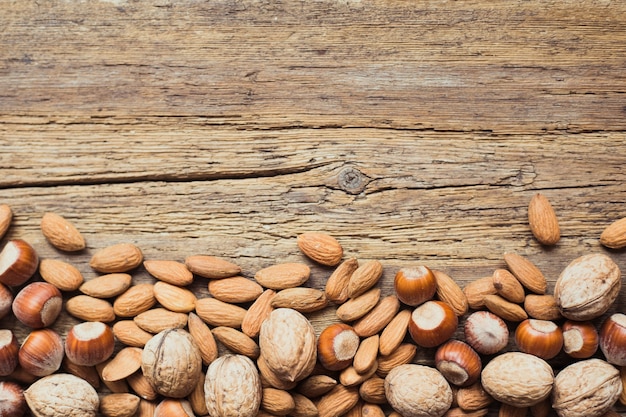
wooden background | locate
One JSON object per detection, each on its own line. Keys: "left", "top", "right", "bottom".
{"left": 2, "top": 0, "right": 626, "bottom": 415}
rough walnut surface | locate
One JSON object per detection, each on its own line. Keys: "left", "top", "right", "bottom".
{"left": 23, "top": 373, "right": 99, "bottom": 417}
{"left": 384, "top": 364, "right": 453, "bottom": 417}
{"left": 554, "top": 253, "right": 622, "bottom": 320}
{"left": 204, "top": 354, "right": 262, "bottom": 417}
{"left": 552, "top": 358, "right": 622, "bottom": 417}
{"left": 480, "top": 352, "right": 554, "bottom": 408}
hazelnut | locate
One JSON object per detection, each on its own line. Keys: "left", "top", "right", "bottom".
{"left": 18, "top": 328, "right": 64, "bottom": 377}
{"left": 65, "top": 321, "right": 115, "bottom": 366}
{"left": 24, "top": 373, "right": 99, "bottom": 417}
{"left": 0, "top": 329, "right": 19, "bottom": 376}
{"left": 408, "top": 300, "right": 458, "bottom": 348}
{"left": 515, "top": 319, "right": 563, "bottom": 360}
{"left": 317, "top": 323, "right": 360, "bottom": 371}
{"left": 463, "top": 311, "right": 509, "bottom": 355}
{"left": 205, "top": 354, "right": 262, "bottom": 417}
{"left": 0, "top": 239, "right": 38, "bottom": 287}
{"left": 434, "top": 340, "right": 482, "bottom": 387}
{"left": 0, "top": 283, "right": 12, "bottom": 320}
{"left": 12, "top": 281, "right": 62, "bottom": 328}
{"left": 384, "top": 363, "right": 453, "bottom": 417}
{"left": 394, "top": 266, "right": 437, "bottom": 307}
{"left": 0, "top": 381, "right": 26, "bottom": 417}
{"left": 600, "top": 313, "right": 626, "bottom": 366}
{"left": 562, "top": 320, "right": 598, "bottom": 359}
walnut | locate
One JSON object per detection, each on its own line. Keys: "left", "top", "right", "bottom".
{"left": 552, "top": 358, "right": 622, "bottom": 417}
{"left": 204, "top": 354, "right": 262, "bottom": 417}
{"left": 481, "top": 352, "right": 553, "bottom": 407}
{"left": 24, "top": 373, "right": 99, "bottom": 417}
{"left": 141, "top": 328, "right": 202, "bottom": 398}
{"left": 384, "top": 363, "right": 453, "bottom": 417}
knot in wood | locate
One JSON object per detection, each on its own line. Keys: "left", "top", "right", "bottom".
{"left": 337, "top": 167, "right": 366, "bottom": 195}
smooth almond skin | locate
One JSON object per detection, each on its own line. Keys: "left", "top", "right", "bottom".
{"left": 184, "top": 255, "right": 241, "bottom": 279}
{"left": 528, "top": 193, "right": 560, "bottom": 245}
{"left": 80, "top": 273, "right": 132, "bottom": 299}
{"left": 90, "top": 243, "right": 143, "bottom": 273}
{"left": 254, "top": 263, "right": 311, "bottom": 290}
{"left": 39, "top": 258, "right": 84, "bottom": 291}
{"left": 40, "top": 212, "right": 86, "bottom": 252}
{"left": 297, "top": 232, "right": 343, "bottom": 266}
{"left": 0, "top": 204, "right": 12, "bottom": 240}
{"left": 101, "top": 347, "right": 143, "bottom": 382}
{"left": 503, "top": 253, "right": 547, "bottom": 295}
{"left": 600, "top": 218, "right": 626, "bottom": 249}
{"left": 143, "top": 260, "right": 193, "bottom": 286}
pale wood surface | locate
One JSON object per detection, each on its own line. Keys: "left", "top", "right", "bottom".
{"left": 2, "top": 0, "right": 626, "bottom": 415}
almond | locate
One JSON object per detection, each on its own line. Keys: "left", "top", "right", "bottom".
{"left": 336, "top": 287, "right": 381, "bottom": 322}
{"left": 242, "top": 289, "right": 276, "bottom": 338}
{"left": 0, "top": 204, "right": 12, "bottom": 240}
{"left": 136, "top": 400, "right": 157, "bottom": 417}
{"left": 212, "top": 326, "right": 260, "bottom": 359}
{"left": 433, "top": 270, "right": 468, "bottom": 316}
{"left": 378, "top": 309, "right": 411, "bottom": 356}
{"left": 296, "top": 374, "right": 337, "bottom": 398}
{"left": 133, "top": 308, "right": 188, "bottom": 333}
{"left": 483, "top": 294, "right": 528, "bottom": 322}
{"left": 317, "top": 384, "right": 360, "bottom": 417}
{"left": 187, "top": 312, "right": 218, "bottom": 365}
{"left": 153, "top": 281, "right": 196, "bottom": 313}
{"left": 290, "top": 393, "right": 319, "bottom": 417}
{"left": 529, "top": 398, "right": 552, "bottom": 417}
{"left": 143, "top": 260, "right": 193, "bottom": 286}
{"left": 297, "top": 232, "right": 343, "bottom": 266}
{"left": 112, "top": 320, "right": 153, "bottom": 348}
{"left": 340, "top": 362, "right": 378, "bottom": 387}
{"left": 126, "top": 370, "right": 158, "bottom": 401}
{"left": 353, "top": 295, "right": 400, "bottom": 337}
{"left": 188, "top": 377, "right": 209, "bottom": 416}
{"left": 271, "top": 287, "right": 328, "bottom": 313}
{"left": 96, "top": 360, "right": 130, "bottom": 393}
{"left": 261, "top": 388, "right": 295, "bottom": 416}
{"left": 208, "top": 276, "right": 263, "bottom": 303}
{"left": 184, "top": 255, "right": 241, "bottom": 279}
{"left": 326, "top": 257, "right": 358, "bottom": 303}
{"left": 254, "top": 263, "right": 311, "bottom": 290}
{"left": 99, "top": 393, "right": 140, "bottom": 417}
{"left": 80, "top": 273, "right": 132, "bottom": 299}
{"left": 600, "top": 217, "right": 626, "bottom": 249}
{"left": 40, "top": 212, "right": 85, "bottom": 252}
{"left": 101, "top": 347, "right": 143, "bottom": 382}
{"left": 444, "top": 408, "right": 489, "bottom": 417}
{"left": 66, "top": 295, "right": 115, "bottom": 322}
{"left": 524, "top": 294, "right": 562, "bottom": 321}
{"left": 456, "top": 382, "right": 493, "bottom": 411}
{"left": 353, "top": 334, "right": 379, "bottom": 375}
{"left": 195, "top": 297, "right": 247, "bottom": 328}
{"left": 257, "top": 354, "right": 298, "bottom": 391}
{"left": 376, "top": 343, "right": 417, "bottom": 378}
{"left": 492, "top": 269, "right": 525, "bottom": 304}
{"left": 347, "top": 260, "right": 383, "bottom": 298}
{"left": 503, "top": 253, "right": 547, "bottom": 294}
{"left": 499, "top": 404, "right": 528, "bottom": 417}
{"left": 463, "top": 276, "right": 497, "bottom": 310}
{"left": 39, "top": 258, "right": 84, "bottom": 291}
{"left": 528, "top": 193, "right": 560, "bottom": 245}
{"left": 61, "top": 357, "right": 101, "bottom": 388}
{"left": 90, "top": 243, "right": 143, "bottom": 273}
{"left": 359, "top": 377, "right": 386, "bottom": 404}
{"left": 113, "top": 283, "right": 156, "bottom": 318}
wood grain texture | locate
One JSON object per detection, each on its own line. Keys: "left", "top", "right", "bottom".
{"left": 2, "top": 0, "right": 626, "bottom": 415}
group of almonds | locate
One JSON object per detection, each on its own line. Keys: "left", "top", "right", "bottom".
{"left": 1, "top": 193, "right": 626, "bottom": 417}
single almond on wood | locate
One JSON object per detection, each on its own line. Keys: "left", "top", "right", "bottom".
{"left": 39, "top": 258, "right": 84, "bottom": 291}
{"left": 153, "top": 281, "right": 196, "bottom": 313}
{"left": 353, "top": 295, "right": 400, "bottom": 337}
{"left": 90, "top": 243, "right": 143, "bottom": 273}
{"left": 254, "top": 263, "right": 311, "bottom": 290}
{"left": 524, "top": 294, "right": 562, "bottom": 321}
{"left": 271, "top": 287, "right": 328, "bottom": 313}
{"left": 297, "top": 232, "right": 343, "bottom": 266}
{"left": 325, "top": 257, "right": 358, "bottom": 303}
{"left": 492, "top": 269, "right": 525, "bottom": 304}
{"left": 353, "top": 334, "right": 379, "bottom": 375}
{"left": 66, "top": 295, "right": 115, "bottom": 322}
{"left": 99, "top": 393, "right": 140, "bottom": 417}
{"left": 483, "top": 294, "right": 528, "bottom": 322}
{"left": 433, "top": 270, "right": 468, "bottom": 316}
{"left": 113, "top": 320, "right": 153, "bottom": 348}
{"left": 347, "top": 259, "right": 383, "bottom": 298}
{"left": 40, "top": 212, "right": 86, "bottom": 252}
{"left": 195, "top": 297, "right": 247, "bottom": 328}
{"left": 503, "top": 253, "right": 547, "bottom": 294}
{"left": 0, "top": 204, "right": 12, "bottom": 240}
{"left": 212, "top": 326, "right": 260, "bottom": 359}
{"left": 242, "top": 289, "right": 275, "bottom": 338}
{"left": 336, "top": 287, "right": 381, "bottom": 322}
{"left": 317, "top": 385, "right": 360, "bottom": 417}
{"left": 133, "top": 308, "right": 188, "bottom": 333}
{"left": 528, "top": 193, "right": 560, "bottom": 245}
{"left": 208, "top": 276, "right": 263, "bottom": 303}
{"left": 80, "top": 273, "right": 132, "bottom": 299}
{"left": 464, "top": 276, "right": 497, "bottom": 310}
{"left": 379, "top": 309, "right": 411, "bottom": 356}
{"left": 101, "top": 347, "right": 143, "bottom": 382}
{"left": 113, "top": 283, "right": 156, "bottom": 318}
{"left": 184, "top": 255, "right": 241, "bottom": 279}
{"left": 187, "top": 312, "right": 218, "bottom": 366}
{"left": 600, "top": 217, "right": 626, "bottom": 249}
{"left": 143, "top": 260, "right": 193, "bottom": 286}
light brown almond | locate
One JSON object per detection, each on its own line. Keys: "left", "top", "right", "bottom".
{"left": 208, "top": 276, "right": 264, "bottom": 303}
{"left": 600, "top": 217, "right": 626, "bottom": 249}
{"left": 136, "top": 400, "right": 157, "bottom": 417}
{"left": 261, "top": 387, "right": 295, "bottom": 416}
{"left": 296, "top": 374, "right": 337, "bottom": 398}
{"left": 40, "top": 212, "right": 86, "bottom": 252}
{"left": 523, "top": 294, "right": 562, "bottom": 321}
{"left": 96, "top": 360, "right": 130, "bottom": 393}
{"left": 212, "top": 326, "right": 260, "bottom": 359}
{"left": 80, "top": 273, "right": 132, "bottom": 299}
{"left": 143, "top": 260, "right": 193, "bottom": 286}
{"left": 0, "top": 204, "right": 12, "bottom": 240}
{"left": 353, "top": 295, "right": 400, "bottom": 337}
{"left": 66, "top": 295, "right": 116, "bottom": 322}
{"left": 61, "top": 356, "right": 101, "bottom": 389}
{"left": 153, "top": 281, "right": 197, "bottom": 313}
{"left": 101, "top": 347, "right": 143, "bottom": 382}
{"left": 127, "top": 369, "right": 158, "bottom": 401}
{"left": 464, "top": 276, "right": 498, "bottom": 310}
{"left": 353, "top": 334, "right": 379, "bottom": 375}
{"left": 336, "top": 287, "right": 381, "bottom": 322}
{"left": 433, "top": 270, "right": 468, "bottom": 316}
{"left": 528, "top": 193, "right": 560, "bottom": 246}
{"left": 242, "top": 289, "right": 276, "bottom": 338}
{"left": 113, "top": 283, "right": 156, "bottom": 317}
{"left": 187, "top": 312, "right": 218, "bottom": 366}
{"left": 188, "top": 377, "right": 209, "bottom": 416}
{"left": 347, "top": 260, "right": 383, "bottom": 299}
{"left": 133, "top": 308, "right": 188, "bottom": 333}
{"left": 100, "top": 393, "right": 140, "bottom": 417}
{"left": 483, "top": 294, "right": 528, "bottom": 322}
{"left": 257, "top": 354, "right": 298, "bottom": 391}
{"left": 378, "top": 309, "right": 411, "bottom": 356}
{"left": 184, "top": 255, "right": 241, "bottom": 279}
{"left": 195, "top": 297, "right": 247, "bottom": 328}
{"left": 492, "top": 269, "right": 526, "bottom": 304}
{"left": 112, "top": 320, "right": 153, "bottom": 348}
{"left": 297, "top": 232, "right": 343, "bottom": 266}
{"left": 456, "top": 382, "right": 493, "bottom": 411}
{"left": 499, "top": 404, "right": 528, "bottom": 417}
{"left": 444, "top": 408, "right": 489, "bottom": 417}
{"left": 361, "top": 404, "right": 385, "bottom": 417}
{"left": 254, "top": 263, "right": 311, "bottom": 290}
{"left": 39, "top": 258, "right": 84, "bottom": 291}
{"left": 317, "top": 385, "right": 360, "bottom": 417}
{"left": 340, "top": 362, "right": 378, "bottom": 387}
{"left": 359, "top": 377, "right": 386, "bottom": 404}
{"left": 503, "top": 253, "right": 547, "bottom": 294}
{"left": 529, "top": 398, "right": 552, "bottom": 417}
{"left": 90, "top": 243, "right": 143, "bottom": 273}
{"left": 326, "top": 257, "right": 358, "bottom": 304}
{"left": 376, "top": 343, "right": 417, "bottom": 378}
{"left": 271, "top": 287, "right": 328, "bottom": 313}
{"left": 290, "top": 393, "right": 319, "bottom": 417}
{"left": 346, "top": 402, "right": 364, "bottom": 417}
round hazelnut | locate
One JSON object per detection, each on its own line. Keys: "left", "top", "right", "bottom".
{"left": 562, "top": 320, "right": 598, "bottom": 359}
{"left": 0, "top": 381, "right": 26, "bottom": 417}
{"left": 0, "top": 329, "right": 19, "bottom": 376}
{"left": 65, "top": 321, "right": 115, "bottom": 366}
{"left": 394, "top": 266, "right": 437, "bottom": 307}
{"left": 515, "top": 319, "right": 563, "bottom": 360}
{"left": 599, "top": 313, "right": 626, "bottom": 366}
{"left": 24, "top": 373, "right": 99, "bottom": 417}
{"left": 205, "top": 354, "right": 262, "bottom": 417}
{"left": 384, "top": 363, "right": 453, "bottom": 417}
{"left": 18, "top": 328, "right": 64, "bottom": 377}
{"left": 434, "top": 340, "right": 482, "bottom": 387}
{"left": 463, "top": 310, "right": 509, "bottom": 355}
{"left": 317, "top": 323, "right": 360, "bottom": 371}
{"left": 0, "top": 239, "right": 39, "bottom": 287}
{"left": 12, "top": 281, "right": 62, "bottom": 328}
{"left": 0, "top": 283, "right": 13, "bottom": 320}
{"left": 408, "top": 300, "right": 458, "bottom": 348}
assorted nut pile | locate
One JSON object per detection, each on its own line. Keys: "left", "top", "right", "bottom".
{"left": 0, "top": 193, "right": 626, "bottom": 417}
